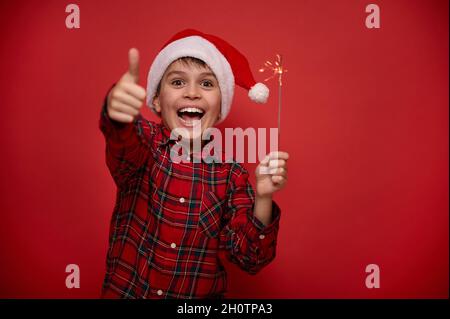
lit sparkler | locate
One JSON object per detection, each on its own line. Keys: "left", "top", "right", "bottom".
{"left": 259, "top": 54, "right": 287, "bottom": 137}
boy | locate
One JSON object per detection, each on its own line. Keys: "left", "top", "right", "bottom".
{"left": 99, "top": 29, "right": 289, "bottom": 299}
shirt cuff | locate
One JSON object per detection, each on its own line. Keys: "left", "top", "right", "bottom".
{"left": 245, "top": 201, "right": 281, "bottom": 260}
{"left": 250, "top": 200, "right": 281, "bottom": 233}
{"left": 245, "top": 200, "right": 281, "bottom": 247}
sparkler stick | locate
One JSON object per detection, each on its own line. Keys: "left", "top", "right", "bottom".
{"left": 259, "top": 54, "right": 287, "bottom": 138}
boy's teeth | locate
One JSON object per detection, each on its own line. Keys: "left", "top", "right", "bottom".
{"left": 179, "top": 107, "right": 204, "bottom": 114}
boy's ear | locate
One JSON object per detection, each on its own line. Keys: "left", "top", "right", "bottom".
{"left": 153, "top": 96, "right": 161, "bottom": 113}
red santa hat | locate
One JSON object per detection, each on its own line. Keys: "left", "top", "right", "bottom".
{"left": 146, "top": 29, "right": 269, "bottom": 122}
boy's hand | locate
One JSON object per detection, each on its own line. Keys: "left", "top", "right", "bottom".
{"left": 255, "top": 151, "right": 289, "bottom": 197}
{"left": 106, "top": 48, "right": 147, "bottom": 123}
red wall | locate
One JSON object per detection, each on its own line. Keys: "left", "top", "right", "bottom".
{"left": 0, "top": 0, "right": 448, "bottom": 298}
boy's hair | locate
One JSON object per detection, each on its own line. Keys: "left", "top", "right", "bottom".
{"left": 155, "top": 57, "right": 208, "bottom": 96}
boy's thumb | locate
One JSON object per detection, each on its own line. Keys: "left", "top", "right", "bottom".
{"left": 127, "top": 48, "right": 140, "bottom": 83}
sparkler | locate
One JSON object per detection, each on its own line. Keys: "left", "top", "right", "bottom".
{"left": 259, "top": 54, "right": 287, "bottom": 137}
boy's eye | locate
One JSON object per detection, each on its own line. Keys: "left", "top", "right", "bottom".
{"left": 171, "top": 79, "right": 184, "bottom": 86}
{"left": 201, "top": 80, "right": 214, "bottom": 87}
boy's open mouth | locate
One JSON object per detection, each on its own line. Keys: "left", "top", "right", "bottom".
{"left": 177, "top": 107, "right": 205, "bottom": 123}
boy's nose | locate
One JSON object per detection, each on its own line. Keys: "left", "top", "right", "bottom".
{"left": 183, "top": 84, "right": 201, "bottom": 99}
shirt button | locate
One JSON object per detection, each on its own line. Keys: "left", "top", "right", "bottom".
{"left": 259, "top": 234, "right": 266, "bottom": 240}
{"left": 157, "top": 289, "right": 163, "bottom": 296}
{"left": 170, "top": 243, "right": 177, "bottom": 249}
{"left": 179, "top": 197, "right": 185, "bottom": 203}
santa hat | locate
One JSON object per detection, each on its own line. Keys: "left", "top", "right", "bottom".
{"left": 146, "top": 29, "right": 269, "bottom": 122}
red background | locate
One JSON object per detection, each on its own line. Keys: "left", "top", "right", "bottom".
{"left": 0, "top": 0, "right": 448, "bottom": 298}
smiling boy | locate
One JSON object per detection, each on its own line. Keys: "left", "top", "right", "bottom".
{"left": 99, "top": 29, "right": 289, "bottom": 299}
{"left": 154, "top": 58, "right": 221, "bottom": 139}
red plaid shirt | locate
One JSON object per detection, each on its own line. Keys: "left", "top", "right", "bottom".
{"left": 99, "top": 94, "right": 281, "bottom": 299}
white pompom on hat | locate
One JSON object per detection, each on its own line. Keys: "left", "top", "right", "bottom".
{"left": 146, "top": 29, "right": 269, "bottom": 123}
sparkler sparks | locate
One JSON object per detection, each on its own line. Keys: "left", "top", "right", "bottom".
{"left": 259, "top": 54, "right": 287, "bottom": 137}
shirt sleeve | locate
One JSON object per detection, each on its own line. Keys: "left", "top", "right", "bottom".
{"left": 219, "top": 165, "right": 281, "bottom": 275}
{"left": 98, "top": 85, "right": 155, "bottom": 188}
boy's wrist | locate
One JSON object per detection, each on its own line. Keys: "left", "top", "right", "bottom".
{"left": 255, "top": 184, "right": 275, "bottom": 199}
{"left": 253, "top": 194, "right": 273, "bottom": 227}
{"left": 255, "top": 193, "right": 272, "bottom": 203}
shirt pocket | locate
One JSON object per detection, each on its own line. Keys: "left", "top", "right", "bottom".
{"left": 198, "top": 190, "right": 225, "bottom": 239}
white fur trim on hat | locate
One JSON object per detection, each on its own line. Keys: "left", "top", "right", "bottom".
{"left": 248, "top": 82, "right": 269, "bottom": 104}
{"left": 146, "top": 36, "right": 235, "bottom": 122}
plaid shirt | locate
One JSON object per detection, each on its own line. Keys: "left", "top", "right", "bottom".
{"left": 99, "top": 94, "right": 281, "bottom": 299}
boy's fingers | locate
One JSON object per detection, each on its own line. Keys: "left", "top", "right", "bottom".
{"left": 112, "top": 91, "right": 143, "bottom": 110}
{"left": 269, "top": 167, "right": 287, "bottom": 176}
{"left": 108, "top": 109, "right": 134, "bottom": 123}
{"left": 259, "top": 154, "right": 288, "bottom": 176}
{"left": 128, "top": 48, "right": 140, "bottom": 83}
{"left": 110, "top": 100, "right": 140, "bottom": 116}
{"left": 268, "top": 159, "right": 286, "bottom": 168}
{"left": 259, "top": 155, "right": 270, "bottom": 166}
{"left": 258, "top": 166, "right": 270, "bottom": 175}
{"left": 271, "top": 175, "right": 286, "bottom": 185}
{"left": 267, "top": 151, "right": 289, "bottom": 161}
{"left": 121, "top": 81, "right": 147, "bottom": 101}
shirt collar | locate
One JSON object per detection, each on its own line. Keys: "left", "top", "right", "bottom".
{"left": 156, "top": 123, "right": 226, "bottom": 163}
{"left": 157, "top": 122, "right": 174, "bottom": 147}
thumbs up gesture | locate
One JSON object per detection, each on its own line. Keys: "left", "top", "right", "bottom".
{"left": 106, "top": 48, "right": 147, "bottom": 123}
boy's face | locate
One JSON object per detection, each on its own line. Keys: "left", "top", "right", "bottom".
{"left": 153, "top": 60, "right": 221, "bottom": 141}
